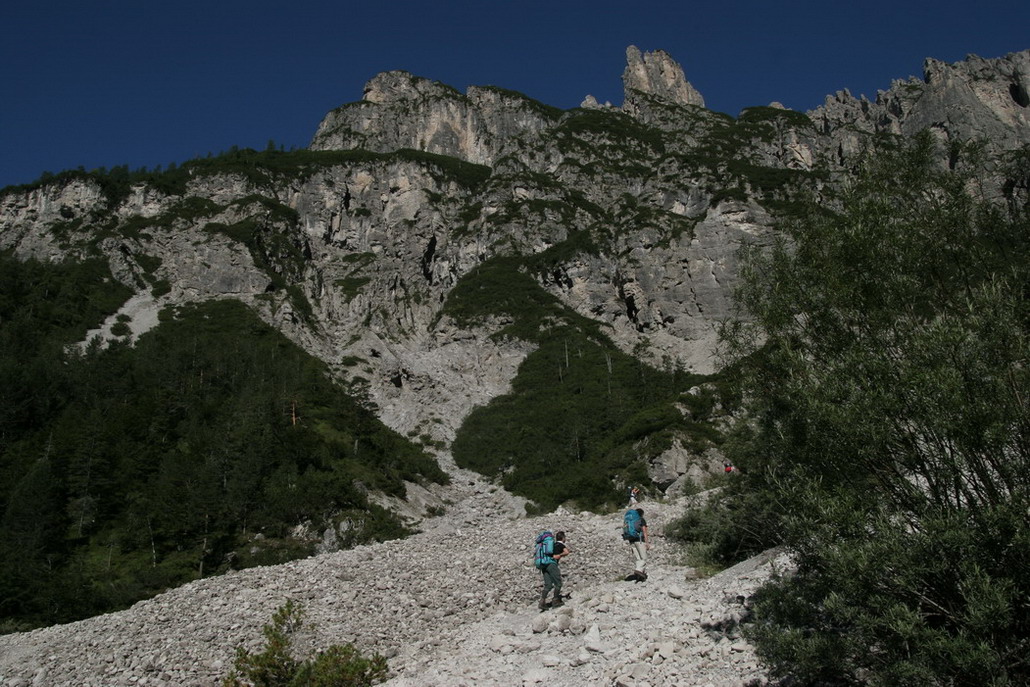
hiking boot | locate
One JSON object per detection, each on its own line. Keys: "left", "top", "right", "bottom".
{"left": 538, "top": 595, "right": 550, "bottom": 611}
{"left": 624, "top": 572, "right": 641, "bottom": 582}
{"left": 634, "top": 572, "right": 648, "bottom": 583}
{"left": 550, "top": 597, "right": 564, "bottom": 608}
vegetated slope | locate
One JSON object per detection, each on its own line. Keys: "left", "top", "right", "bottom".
{"left": 0, "top": 255, "right": 446, "bottom": 631}
{"left": 444, "top": 255, "right": 731, "bottom": 512}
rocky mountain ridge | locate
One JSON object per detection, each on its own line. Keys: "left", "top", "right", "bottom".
{"left": 3, "top": 46, "right": 1028, "bottom": 513}
{"left": 811, "top": 49, "right": 1030, "bottom": 168}
{"left": 2, "top": 46, "right": 1028, "bottom": 504}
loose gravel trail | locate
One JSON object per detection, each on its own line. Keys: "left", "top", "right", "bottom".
{"left": 0, "top": 459, "right": 784, "bottom": 687}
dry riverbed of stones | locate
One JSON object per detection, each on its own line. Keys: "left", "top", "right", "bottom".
{"left": 0, "top": 472, "right": 786, "bottom": 687}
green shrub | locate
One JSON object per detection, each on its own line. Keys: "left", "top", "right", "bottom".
{"left": 230, "top": 537, "right": 315, "bottom": 570}
{"left": 747, "top": 500, "right": 1028, "bottom": 686}
{"left": 335, "top": 277, "right": 371, "bottom": 301}
{"left": 555, "top": 109, "right": 665, "bottom": 154}
{"left": 665, "top": 472, "right": 780, "bottom": 567}
{"left": 150, "top": 279, "right": 172, "bottom": 298}
{"left": 718, "top": 134, "right": 1030, "bottom": 685}
{"left": 223, "top": 600, "right": 387, "bottom": 687}
{"left": 135, "top": 254, "right": 162, "bottom": 275}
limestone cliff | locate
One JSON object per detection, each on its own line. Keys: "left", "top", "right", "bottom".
{"left": 621, "top": 45, "right": 706, "bottom": 115}
{"left": 2, "top": 46, "right": 1027, "bottom": 512}
{"left": 310, "top": 72, "right": 559, "bottom": 166}
{"left": 809, "top": 49, "right": 1030, "bottom": 162}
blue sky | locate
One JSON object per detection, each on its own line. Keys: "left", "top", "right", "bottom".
{"left": 2, "top": 0, "right": 1027, "bottom": 189}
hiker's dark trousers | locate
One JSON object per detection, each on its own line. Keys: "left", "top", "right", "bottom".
{"left": 540, "top": 561, "right": 562, "bottom": 598}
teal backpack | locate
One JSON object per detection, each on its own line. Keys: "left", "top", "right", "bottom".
{"left": 622, "top": 509, "right": 642, "bottom": 540}
{"left": 534, "top": 531, "right": 555, "bottom": 569}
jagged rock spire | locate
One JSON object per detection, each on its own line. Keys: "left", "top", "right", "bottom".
{"left": 622, "top": 45, "right": 705, "bottom": 111}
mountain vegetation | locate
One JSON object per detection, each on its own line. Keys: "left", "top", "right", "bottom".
{"left": 2, "top": 44, "right": 1028, "bottom": 686}
{"left": 0, "top": 255, "right": 446, "bottom": 631}
{"left": 673, "top": 134, "right": 1030, "bottom": 685}
{"left": 4, "top": 146, "right": 491, "bottom": 205}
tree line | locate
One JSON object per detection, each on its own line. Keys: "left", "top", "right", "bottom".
{"left": 0, "top": 258, "right": 446, "bottom": 631}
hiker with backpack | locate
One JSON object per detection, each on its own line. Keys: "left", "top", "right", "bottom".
{"left": 533, "top": 530, "right": 570, "bottom": 610}
{"left": 622, "top": 507, "right": 649, "bottom": 582}
{"left": 628, "top": 486, "right": 640, "bottom": 506}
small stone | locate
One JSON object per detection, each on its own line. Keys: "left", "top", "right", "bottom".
{"left": 522, "top": 667, "right": 549, "bottom": 684}
{"left": 657, "top": 641, "right": 677, "bottom": 658}
{"left": 629, "top": 662, "right": 651, "bottom": 679}
{"left": 516, "top": 640, "right": 542, "bottom": 653}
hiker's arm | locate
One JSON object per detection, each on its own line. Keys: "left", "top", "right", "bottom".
{"left": 643, "top": 526, "right": 650, "bottom": 549}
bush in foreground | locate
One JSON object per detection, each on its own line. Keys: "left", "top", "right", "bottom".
{"left": 720, "top": 135, "right": 1030, "bottom": 685}
{"left": 223, "top": 600, "right": 387, "bottom": 687}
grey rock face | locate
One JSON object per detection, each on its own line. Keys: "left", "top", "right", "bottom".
{"left": 622, "top": 45, "right": 706, "bottom": 112}
{"left": 649, "top": 444, "right": 726, "bottom": 491}
{"left": 580, "top": 94, "right": 613, "bottom": 109}
{"left": 0, "top": 179, "right": 105, "bottom": 259}
{"left": 809, "top": 49, "right": 1030, "bottom": 160}
{"left": 310, "top": 71, "right": 558, "bottom": 166}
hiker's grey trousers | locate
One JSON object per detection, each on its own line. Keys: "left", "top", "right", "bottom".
{"left": 541, "top": 562, "right": 562, "bottom": 598}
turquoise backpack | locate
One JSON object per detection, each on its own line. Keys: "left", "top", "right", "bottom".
{"left": 622, "top": 509, "right": 642, "bottom": 540}
{"left": 534, "top": 531, "right": 555, "bottom": 569}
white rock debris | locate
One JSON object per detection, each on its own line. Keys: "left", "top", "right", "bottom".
{"left": 0, "top": 464, "right": 787, "bottom": 687}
